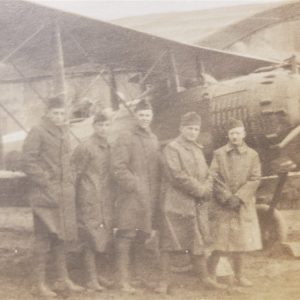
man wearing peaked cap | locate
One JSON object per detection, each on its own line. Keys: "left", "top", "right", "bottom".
{"left": 157, "top": 111, "right": 226, "bottom": 293}
{"left": 209, "top": 117, "right": 262, "bottom": 288}
{"left": 180, "top": 111, "right": 202, "bottom": 126}
{"left": 22, "top": 97, "right": 83, "bottom": 297}
{"left": 134, "top": 98, "right": 153, "bottom": 112}
{"left": 111, "top": 98, "right": 160, "bottom": 293}
{"left": 72, "top": 110, "right": 113, "bottom": 291}
{"left": 46, "top": 96, "right": 65, "bottom": 110}
{"left": 227, "top": 117, "right": 244, "bottom": 131}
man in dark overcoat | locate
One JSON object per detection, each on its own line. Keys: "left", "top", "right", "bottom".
{"left": 72, "top": 111, "right": 113, "bottom": 291}
{"left": 209, "top": 118, "right": 262, "bottom": 287}
{"left": 111, "top": 99, "right": 160, "bottom": 293}
{"left": 22, "top": 97, "right": 83, "bottom": 297}
{"left": 157, "top": 112, "right": 225, "bottom": 293}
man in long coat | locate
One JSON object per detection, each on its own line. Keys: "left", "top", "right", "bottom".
{"left": 158, "top": 112, "right": 225, "bottom": 293}
{"left": 111, "top": 99, "right": 160, "bottom": 293}
{"left": 209, "top": 118, "right": 262, "bottom": 287}
{"left": 72, "top": 111, "right": 113, "bottom": 291}
{"left": 22, "top": 97, "right": 83, "bottom": 297}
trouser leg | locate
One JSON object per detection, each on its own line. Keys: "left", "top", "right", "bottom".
{"left": 231, "top": 252, "right": 252, "bottom": 286}
{"left": 32, "top": 236, "right": 57, "bottom": 297}
{"left": 115, "top": 236, "right": 136, "bottom": 293}
{"left": 160, "top": 252, "right": 170, "bottom": 283}
{"left": 83, "top": 247, "right": 103, "bottom": 291}
{"left": 192, "top": 254, "right": 227, "bottom": 290}
{"left": 52, "top": 239, "right": 68, "bottom": 282}
{"left": 192, "top": 254, "right": 209, "bottom": 280}
{"left": 132, "top": 241, "right": 148, "bottom": 282}
{"left": 97, "top": 253, "right": 115, "bottom": 288}
{"left": 33, "top": 236, "right": 49, "bottom": 286}
{"left": 154, "top": 251, "right": 170, "bottom": 294}
{"left": 232, "top": 252, "right": 243, "bottom": 279}
{"left": 52, "top": 238, "right": 84, "bottom": 292}
{"left": 115, "top": 237, "right": 132, "bottom": 286}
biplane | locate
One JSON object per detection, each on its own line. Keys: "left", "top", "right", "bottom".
{"left": 1, "top": 0, "right": 300, "bottom": 249}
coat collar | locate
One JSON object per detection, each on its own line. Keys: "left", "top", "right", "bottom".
{"left": 225, "top": 142, "right": 248, "bottom": 154}
{"left": 176, "top": 135, "right": 203, "bottom": 151}
{"left": 133, "top": 124, "right": 154, "bottom": 138}
{"left": 91, "top": 133, "right": 109, "bottom": 148}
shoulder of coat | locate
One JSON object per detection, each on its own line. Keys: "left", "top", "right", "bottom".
{"left": 112, "top": 130, "right": 134, "bottom": 146}
{"left": 164, "top": 139, "right": 181, "bottom": 152}
{"left": 213, "top": 145, "right": 227, "bottom": 156}
{"left": 75, "top": 137, "right": 91, "bottom": 151}
{"left": 27, "top": 124, "right": 44, "bottom": 138}
{"left": 149, "top": 132, "right": 159, "bottom": 142}
{"left": 246, "top": 145, "right": 259, "bottom": 157}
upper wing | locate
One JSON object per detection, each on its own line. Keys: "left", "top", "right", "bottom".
{"left": 0, "top": 0, "right": 278, "bottom": 82}
{"left": 198, "top": 2, "right": 300, "bottom": 50}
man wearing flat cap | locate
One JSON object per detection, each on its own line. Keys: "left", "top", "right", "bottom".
{"left": 72, "top": 111, "right": 114, "bottom": 291}
{"left": 22, "top": 97, "right": 83, "bottom": 297}
{"left": 209, "top": 118, "right": 262, "bottom": 287}
{"left": 157, "top": 112, "right": 225, "bottom": 293}
{"left": 111, "top": 99, "right": 160, "bottom": 293}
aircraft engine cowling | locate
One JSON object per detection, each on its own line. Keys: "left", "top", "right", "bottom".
{"left": 153, "top": 68, "right": 300, "bottom": 175}
{"left": 210, "top": 69, "right": 300, "bottom": 174}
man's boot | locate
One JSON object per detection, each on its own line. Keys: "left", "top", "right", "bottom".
{"left": 193, "top": 255, "right": 227, "bottom": 290}
{"left": 131, "top": 242, "right": 156, "bottom": 289}
{"left": 98, "top": 274, "right": 114, "bottom": 289}
{"left": 32, "top": 251, "right": 57, "bottom": 298}
{"left": 232, "top": 253, "right": 253, "bottom": 287}
{"left": 83, "top": 248, "right": 104, "bottom": 291}
{"left": 96, "top": 253, "right": 115, "bottom": 288}
{"left": 53, "top": 242, "right": 84, "bottom": 293}
{"left": 154, "top": 252, "right": 170, "bottom": 294}
{"left": 115, "top": 238, "right": 136, "bottom": 294}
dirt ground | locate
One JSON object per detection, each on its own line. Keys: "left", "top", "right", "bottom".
{"left": 0, "top": 243, "right": 300, "bottom": 300}
{"left": 0, "top": 208, "right": 300, "bottom": 300}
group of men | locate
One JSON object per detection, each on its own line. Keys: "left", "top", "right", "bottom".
{"left": 22, "top": 96, "right": 262, "bottom": 297}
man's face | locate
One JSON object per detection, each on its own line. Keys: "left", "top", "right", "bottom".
{"left": 228, "top": 127, "right": 246, "bottom": 146}
{"left": 93, "top": 120, "right": 111, "bottom": 138}
{"left": 47, "top": 108, "right": 66, "bottom": 126}
{"left": 180, "top": 125, "right": 201, "bottom": 142}
{"left": 135, "top": 109, "right": 153, "bottom": 129}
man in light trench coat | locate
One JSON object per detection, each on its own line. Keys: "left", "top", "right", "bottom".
{"left": 22, "top": 97, "right": 84, "bottom": 297}
{"left": 209, "top": 117, "right": 262, "bottom": 287}
{"left": 111, "top": 99, "right": 160, "bottom": 293}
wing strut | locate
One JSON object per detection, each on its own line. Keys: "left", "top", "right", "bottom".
{"left": 139, "top": 50, "right": 168, "bottom": 85}
{"left": 67, "top": 29, "right": 123, "bottom": 110}
{"left": 167, "top": 49, "right": 181, "bottom": 92}
{"left": 107, "top": 66, "right": 119, "bottom": 110}
{"left": 52, "top": 22, "right": 67, "bottom": 100}
{"left": 66, "top": 28, "right": 139, "bottom": 112}
{"left": 0, "top": 21, "right": 80, "bottom": 144}
{"left": 0, "top": 24, "right": 45, "bottom": 65}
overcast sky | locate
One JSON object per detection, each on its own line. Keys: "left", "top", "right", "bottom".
{"left": 30, "top": 0, "right": 282, "bottom": 20}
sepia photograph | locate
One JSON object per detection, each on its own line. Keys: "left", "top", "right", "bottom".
{"left": 0, "top": 0, "right": 300, "bottom": 299}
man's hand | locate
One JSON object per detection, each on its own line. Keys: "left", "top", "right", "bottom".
{"left": 226, "top": 195, "right": 242, "bottom": 210}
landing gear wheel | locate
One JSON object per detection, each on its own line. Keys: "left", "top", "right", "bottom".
{"left": 170, "top": 253, "right": 192, "bottom": 273}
